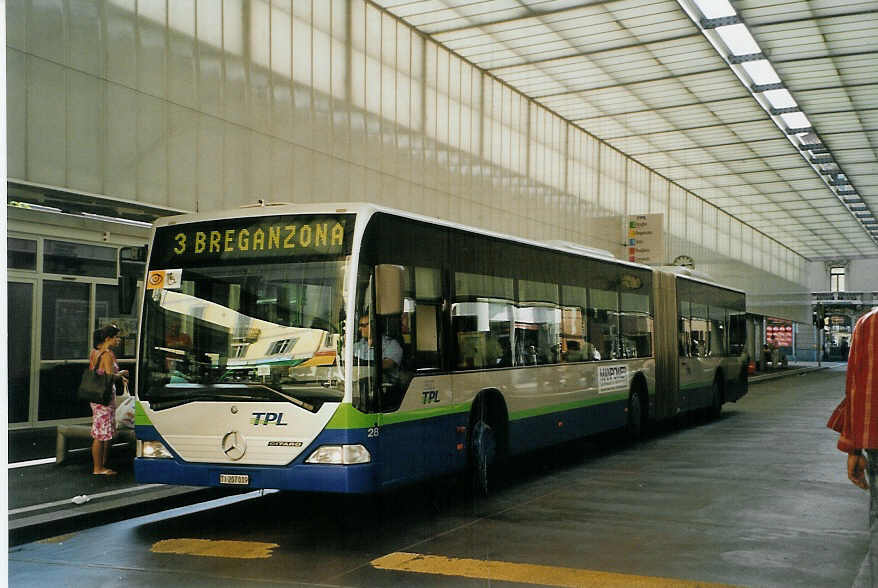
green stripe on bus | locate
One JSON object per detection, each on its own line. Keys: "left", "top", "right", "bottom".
{"left": 327, "top": 393, "right": 628, "bottom": 430}
{"left": 325, "top": 403, "right": 373, "bottom": 429}
{"left": 380, "top": 403, "right": 471, "bottom": 425}
{"left": 509, "top": 393, "right": 628, "bottom": 421}
{"left": 325, "top": 402, "right": 470, "bottom": 429}
{"left": 134, "top": 400, "right": 152, "bottom": 426}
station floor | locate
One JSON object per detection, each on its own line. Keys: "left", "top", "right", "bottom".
{"left": 8, "top": 363, "right": 872, "bottom": 587}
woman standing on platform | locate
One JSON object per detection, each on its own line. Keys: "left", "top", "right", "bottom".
{"left": 89, "top": 324, "right": 128, "bottom": 475}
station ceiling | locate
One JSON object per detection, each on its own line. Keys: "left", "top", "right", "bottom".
{"left": 374, "top": 0, "right": 878, "bottom": 261}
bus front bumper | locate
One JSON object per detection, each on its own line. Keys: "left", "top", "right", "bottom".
{"left": 134, "top": 457, "right": 381, "bottom": 494}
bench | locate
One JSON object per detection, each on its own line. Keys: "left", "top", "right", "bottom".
{"left": 55, "top": 424, "right": 136, "bottom": 464}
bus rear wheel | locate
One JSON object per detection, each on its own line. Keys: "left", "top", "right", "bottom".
{"left": 470, "top": 419, "right": 496, "bottom": 497}
{"left": 627, "top": 386, "right": 645, "bottom": 441}
{"left": 708, "top": 376, "right": 723, "bottom": 419}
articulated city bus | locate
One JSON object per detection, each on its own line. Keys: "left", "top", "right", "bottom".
{"left": 133, "top": 203, "right": 748, "bottom": 494}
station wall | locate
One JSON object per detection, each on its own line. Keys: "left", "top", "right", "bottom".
{"left": 7, "top": 0, "right": 810, "bottom": 320}
{"left": 806, "top": 259, "right": 878, "bottom": 295}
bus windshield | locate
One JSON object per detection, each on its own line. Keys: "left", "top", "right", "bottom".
{"left": 139, "top": 259, "right": 350, "bottom": 411}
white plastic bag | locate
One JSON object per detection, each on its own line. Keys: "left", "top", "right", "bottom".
{"left": 115, "top": 393, "right": 136, "bottom": 429}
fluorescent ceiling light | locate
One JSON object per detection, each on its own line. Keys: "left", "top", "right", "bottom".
{"left": 716, "top": 24, "right": 760, "bottom": 55}
{"left": 781, "top": 112, "right": 810, "bottom": 129}
{"left": 742, "top": 60, "right": 781, "bottom": 85}
{"left": 694, "top": 0, "right": 736, "bottom": 18}
{"left": 763, "top": 89, "right": 796, "bottom": 109}
{"left": 81, "top": 212, "right": 153, "bottom": 228}
{"left": 8, "top": 200, "right": 62, "bottom": 213}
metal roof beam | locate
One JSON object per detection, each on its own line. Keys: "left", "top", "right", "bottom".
{"left": 745, "top": 8, "right": 878, "bottom": 30}
{"left": 481, "top": 31, "right": 705, "bottom": 71}
{"left": 728, "top": 52, "right": 766, "bottom": 64}
{"left": 700, "top": 15, "right": 741, "bottom": 29}
{"left": 425, "top": 0, "right": 631, "bottom": 37}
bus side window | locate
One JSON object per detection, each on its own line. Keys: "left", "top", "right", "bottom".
{"left": 691, "top": 302, "right": 709, "bottom": 358}
{"left": 678, "top": 295, "right": 691, "bottom": 357}
{"left": 709, "top": 306, "right": 727, "bottom": 357}
{"left": 415, "top": 303, "right": 441, "bottom": 368}
{"left": 516, "top": 279, "right": 561, "bottom": 366}
{"left": 452, "top": 272, "right": 515, "bottom": 370}
{"left": 413, "top": 267, "right": 443, "bottom": 370}
{"left": 679, "top": 317, "right": 691, "bottom": 357}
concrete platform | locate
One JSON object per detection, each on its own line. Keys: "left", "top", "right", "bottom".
{"left": 8, "top": 364, "right": 870, "bottom": 587}
{"left": 7, "top": 429, "right": 218, "bottom": 546}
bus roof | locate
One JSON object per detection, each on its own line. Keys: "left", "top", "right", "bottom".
{"left": 153, "top": 201, "right": 737, "bottom": 288}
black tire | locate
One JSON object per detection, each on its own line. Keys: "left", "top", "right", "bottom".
{"left": 708, "top": 376, "right": 722, "bottom": 419}
{"left": 470, "top": 418, "right": 497, "bottom": 497}
{"left": 627, "top": 386, "right": 645, "bottom": 441}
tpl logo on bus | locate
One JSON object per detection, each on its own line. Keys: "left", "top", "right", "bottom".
{"left": 251, "top": 412, "right": 288, "bottom": 426}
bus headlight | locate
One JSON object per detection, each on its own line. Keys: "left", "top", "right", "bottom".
{"left": 138, "top": 440, "right": 173, "bottom": 459}
{"left": 305, "top": 444, "right": 371, "bottom": 465}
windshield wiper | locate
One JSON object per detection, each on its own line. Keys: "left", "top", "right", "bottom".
{"left": 146, "top": 383, "right": 315, "bottom": 411}
{"left": 255, "top": 384, "right": 315, "bottom": 411}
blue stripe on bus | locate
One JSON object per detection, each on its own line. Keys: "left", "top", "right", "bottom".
{"left": 135, "top": 425, "right": 384, "bottom": 493}
{"left": 507, "top": 398, "right": 628, "bottom": 455}
{"left": 135, "top": 397, "right": 631, "bottom": 493}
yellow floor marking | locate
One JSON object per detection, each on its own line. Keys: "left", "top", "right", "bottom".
{"left": 372, "top": 552, "right": 739, "bottom": 588}
{"left": 151, "top": 538, "right": 278, "bottom": 559}
{"left": 39, "top": 533, "right": 77, "bottom": 544}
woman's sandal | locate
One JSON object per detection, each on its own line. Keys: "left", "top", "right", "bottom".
{"left": 93, "top": 469, "right": 117, "bottom": 475}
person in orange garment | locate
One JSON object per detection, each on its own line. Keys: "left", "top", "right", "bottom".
{"left": 828, "top": 307, "right": 878, "bottom": 586}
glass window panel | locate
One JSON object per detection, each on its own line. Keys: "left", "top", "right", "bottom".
{"left": 96, "top": 284, "right": 140, "bottom": 358}
{"left": 678, "top": 295, "right": 690, "bottom": 357}
{"left": 518, "top": 279, "right": 558, "bottom": 304}
{"left": 44, "top": 240, "right": 116, "bottom": 278}
{"left": 455, "top": 272, "right": 514, "bottom": 300}
{"left": 38, "top": 363, "right": 94, "bottom": 421}
{"left": 399, "top": 266, "right": 442, "bottom": 371}
{"left": 452, "top": 300, "right": 513, "bottom": 369}
{"left": 9, "top": 282, "right": 33, "bottom": 423}
{"left": 415, "top": 267, "right": 441, "bottom": 300}
{"left": 8, "top": 237, "right": 37, "bottom": 270}
{"left": 709, "top": 305, "right": 727, "bottom": 357}
{"left": 620, "top": 273, "right": 652, "bottom": 358}
{"left": 515, "top": 279, "right": 560, "bottom": 366}
{"left": 560, "top": 284, "right": 597, "bottom": 362}
{"left": 589, "top": 287, "right": 619, "bottom": 360}
{"left": 453, "top": 271, "right": 513, "bottom": 369}
{"left": 690, "top": 302, "right": 709, "bottom": 357}
{"left": 41, "top": 281, "right": 90, "bottom": 360}
{"left": 729, "top": 310, "right": 747, "bottom": 356}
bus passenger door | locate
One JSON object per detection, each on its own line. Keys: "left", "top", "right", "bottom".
{"left": 689, "top": 302, "right": 714, "bottom": 409}
{"left": 678, "top": 315, "right": 693, "bottom": 412}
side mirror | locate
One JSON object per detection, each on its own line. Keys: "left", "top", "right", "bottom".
{"left": 375, "top": 264, "right": 404, "bottom": 316}
{"left": 118, "top": 245, "right": 148, "bottom": 314}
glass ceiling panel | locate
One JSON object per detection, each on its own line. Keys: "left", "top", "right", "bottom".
{"left": 375, "top": 0, "right": 878, "bottom": 258}
{"left": 650, "top": 44, "right": 719, "bottom": 77}
{"left": 706, "top": 144, "right": 757, "bottom": 158}
{"left": 725, "top": 160, "right": 771, "bottom": 174}
{"left": 627, "top": 133, "right": 698, "bottom": 152}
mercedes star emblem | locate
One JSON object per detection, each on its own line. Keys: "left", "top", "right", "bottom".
{"left": 221, "top": 431, "right": 247, "bottom": 461}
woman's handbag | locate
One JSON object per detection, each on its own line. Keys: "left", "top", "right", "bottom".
{"left": 78, "top": 352, "right": 114, "bottom": 405}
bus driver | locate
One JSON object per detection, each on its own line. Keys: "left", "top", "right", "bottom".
{"left": 353, "top": 317, "right": 403, "bottom": 370}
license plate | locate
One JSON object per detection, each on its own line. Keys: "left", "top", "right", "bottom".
{"left": 219, "top": 474, "right": 249, "bottom": 485}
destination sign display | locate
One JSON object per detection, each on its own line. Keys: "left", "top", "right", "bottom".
{"left": 150, "top": 214, "right": 355, "bottom": 268}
